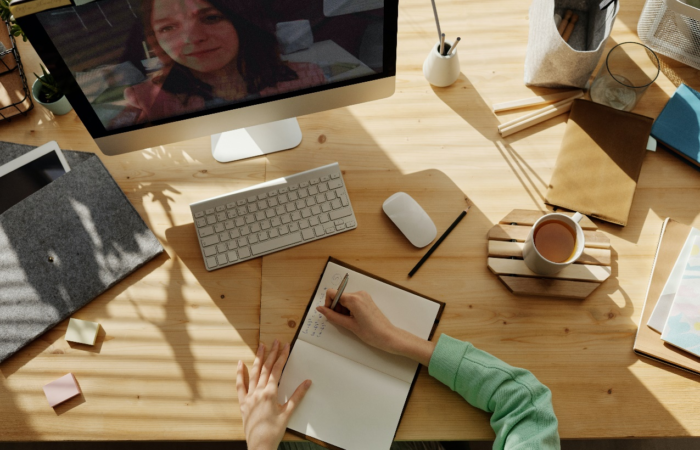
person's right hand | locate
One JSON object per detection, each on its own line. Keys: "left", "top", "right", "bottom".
{"left": 316, "top": 289, "right": 398, "bottom": 354}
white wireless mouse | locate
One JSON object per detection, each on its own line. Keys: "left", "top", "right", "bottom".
{"left": 382, "top": 192, "right": 437, "bottom": 248}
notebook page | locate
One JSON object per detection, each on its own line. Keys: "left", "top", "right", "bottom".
{"left": 278, "top": 340, "right": 409, "bottom": 450}
{"left": 648, "top": 227, "right": 700, "bottom": 332}
{"left": 298, "top": 261, "right": 441, "bottom": 383}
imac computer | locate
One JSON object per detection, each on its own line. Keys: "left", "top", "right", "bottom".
{"left": 15, "top": 0, "right": 397, "bottom": 162}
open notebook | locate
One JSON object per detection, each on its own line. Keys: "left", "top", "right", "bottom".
{"left": 277, "top": 258, "right": 444, "bottom": 450}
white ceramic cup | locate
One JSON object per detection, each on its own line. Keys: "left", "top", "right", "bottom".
{"left": 423, "top": 40, "right": 460, "bottom": 87}
{"left": 522, "top": 212, "right": 585, "bottom": 276}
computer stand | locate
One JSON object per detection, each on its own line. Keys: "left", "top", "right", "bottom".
{"left": 210, "top": 117, "right": 302, "bottom": 163}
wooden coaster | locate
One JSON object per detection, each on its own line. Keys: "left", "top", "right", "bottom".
{"left": 487, "top": 210, "right": 611, "bottom": 299}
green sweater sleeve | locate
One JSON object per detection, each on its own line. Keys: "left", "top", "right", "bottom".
{"left": 428, "top": 334, "right": 560, "bottom": 450}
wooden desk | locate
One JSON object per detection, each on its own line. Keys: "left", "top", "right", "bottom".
{"left": 2, "top": 0, "right": 700, "bottom": 441}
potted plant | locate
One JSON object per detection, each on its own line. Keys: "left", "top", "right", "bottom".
{"left": 32, "top": 64, "right": 72, "bottom": 115}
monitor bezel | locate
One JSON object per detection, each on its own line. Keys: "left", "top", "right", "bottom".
{"left": 16, "top": 0, "right": 398, "bottom": 147}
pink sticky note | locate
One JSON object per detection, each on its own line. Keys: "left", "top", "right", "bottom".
{"left": 43, "top": 373, "right": 81, "bottom": 407}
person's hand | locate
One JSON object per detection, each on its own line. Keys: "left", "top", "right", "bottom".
{"left": 237, "top": 340, "right": 311, "bottom": 450}
{"left": 316, "top": 289, "right": 436, "bottom": 366}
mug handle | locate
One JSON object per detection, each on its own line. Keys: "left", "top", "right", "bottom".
{"left": 572, "top": 212, "right": 584, "bottom": 223}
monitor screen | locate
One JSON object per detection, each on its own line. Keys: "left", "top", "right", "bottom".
{"left": 0, "top": 151, "right": 67, "bottom": 214}
{"left": 34, "top": 0, "right": 387, "bottom": 135}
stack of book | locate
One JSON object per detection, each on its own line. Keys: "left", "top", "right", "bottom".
{"left": 634, "top": 219, "right": 700, "bottom": 374}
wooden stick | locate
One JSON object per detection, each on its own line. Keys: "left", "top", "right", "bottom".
{"left": 497, "top": 91, "right": 583, "bottom": 131}
{"left": 499, "top": 98, "right": 576, "bottom": 137}
{"left": 557, "top": 10, "right": 572, "bottom": 35}
{"left": 562, "top": 14, "right": 579, "bottom": 42}
{"left": 492, "top": 89, "right": 582, "bottom": 113}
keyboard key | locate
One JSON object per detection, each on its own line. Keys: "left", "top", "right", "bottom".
{"left": 326, "top": 191, "right": 337, "bottom": 201}
{"left": 334, "top": 219, "right": 344, "bottom": 226}
{"left": 248, "top": 234, "right": 259, "bottom": 244}
{"left": 251, "top": 232, "right": 303, "bottom": 255}
{"left": 199, "top": 226, "right": 214, "bottom": 237}
{"left": 288, "top": 191, "right": 298, "bottom": 201}
{"left": 308, "top": 186, "right": 318, "bottom": 195}
{"left": 217, "top": 243, "right": 227, "bottom": 253}
{"left": 214, "top": 223, "right": 225, "bottom": 233}
{"left": 258, "top": 193, "right": 268, "bottom": 200}
{"left": 196, "top": 218, "right": 207, "bottom": 227}
{"left": 269, "top": 228, "right": 279, "bottom": 238}
{"left": 311, "top": 205, "right": 321, "bottom": 215}
{"left": 271, "top": 217, "right": 281, "bottom": 226}
{"left": 310, "top": 178, "right": 319, "bottom": 185}
{"left": 281, "top": 214, "right": 291, "bottom": 224}
{"left": 217, "top": 254, "right": 228, "bottom": 265}
{"left": 289, "top": 222, "right": 300, "bottom": 232}
{"left": 238, "top": 238, "right": 248, "bottom": 247}
{"left": 268, "top": 198, "right": 278, "bottom": 207}
{"left": 256, "top": 211, "right": 266, "bottom": 221}
{"left": 194, "top": 211, "right": 205, "bottom": 218}
{"left": 289, "top": 184, "right": 298, "bottom": 190}
{"left": 321, "top": 202, "right": 332, "bottom": 212}
{"left": 336, "top": 223, "right": 346, "bottom": 230}
{"left": 238, "top": 207, "right": 247, "bottom": 215}
{"left": 298, "top": 189, "right": 308, "bottom": 199}
{"left": 309, "top": 216, "right": 319, "bottom": 226}
{"left": 206, "top": 256, "right": 218, "bottom": 269}
{"left": 246, "top": 214, "right": 256, "bottom": 224}
{"left": 341, "top": 196, "right": 349, "bottom": 207}
{"left": 286, "top": 203, "right": 296, "bottom": 212}
{"left": 292, "top": 211, "right": 301, "bottom": 221}
{"left": 235, "top": 217, "right": 245, "bottom": 227}
{"left": 276, "top": 206, "right": 286, "bottom": 215}
{"left": 247, "top": 196, "right": 257, "bottom": 203}
{"left": 248, "top": 203, "right": 258, "bottom": 213}
{"left": 230, "top": 229, "right": 240, "bottom": 239}
{"left": 279, "top": 225, "right": 289, "bottom": 235}
{"left": 204, "top": 246, "right": 217, "bottom": 257}
{"left": 237, "top": 199, "right": 247, "bottom": 206}
{"left": 279, "top": 187, "right": 288, "bottom": 193}
{"left": 269, "top": 189, "right": 278, "bottom": 196}
{"left": 240, "top": 226, "right": 251, "bottom": 236}
{"left": 258, "top": 201, "right": 267, "bottom": 210}
{"left": 238, "top": 247, "right": 252, "bottom": 258}
{"left": 345, "top": 218, "right": 356, "bottom": 227}
{"left": 331, "top": 199, "right": 342, "bottom": 209}
{"left": 250, "top": 223, "right": 261, "bottom": 233}
{"left": 219, "top": 232, "right": 230, "bottom": 242}
{"left": 330, "top": 208, "right": 352, "bottom": 221}
{"left": 318, "top": 184, "right": 328, "bottom": 193}
{"left": 319, "top": 214, "right": 329, "bottom": 223}
{"left": 217, "top": 212, "right": 226, "bottom": 221}
{"left": 299, "top": 219, "right": 310, "bottom": 229}
{"left": 330, "top": 173, "right": 340, "bottom": 179}
{"left": 265, "top": 209, "right": 276, "bottom": 218}
{"left": 301, "top": 208, "right": 311, "bottom": 218}
{"left": 300, "top": 182, "right": 309, "bottom": 188}
{"left": 314, "top": 225, "right": 325, "bottom": 237}
{"left": 321, "top": 176, "right": 329, "bottom": 182}
{"left": 227, "top": 251, "right": 238, "bottom": 262}
{"left": 328, "top": 179, "right": 342, "bottom": 189}
{"left": 227, "top": 240, "right": 238, "bottom": 250}
{"left": 296, "top": 199, "right": 306, "bottom": 209}
{"left": 258, "top": 231, "right": 268, "bottom": 241}
{"left": 225, "top": 220, "right": 235, "bottom": 229}
{"left": 306, "top": 197, "right": 316, "bottom": 207}
{"left": 226, "top": 202, "right": 237, "bottom": 209}
{"left": 207, "top": 215, "right": 217, "bottom": 225}
{"left": 216, "top": 205, "right": 225, "bottom": 212}
{"left": 316, "top": 193, "right": 326, "bottom": 203}
{"left": 227, "top": 210, "right": 237, "bottom": 219}
{"left": 201, "top": 235, "right": 219, "bottom": 246}
{"left": 205, "top": 208, "right": 215, "bottom": 215}
{"left": 261, "top": 220, "right": 271, "bottom": 230}
{"left": 324, "top": 224, "right": 335, "bottom": 234}
{"left": 302, "top": 228, "right": 315, "bottom": 240}
{"left": 278, "top": 194, "right": 288, "bottom": 203}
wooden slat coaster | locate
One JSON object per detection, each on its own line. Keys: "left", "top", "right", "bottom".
{"left": 487, "top": 210, "right": 612, "bottom": 299}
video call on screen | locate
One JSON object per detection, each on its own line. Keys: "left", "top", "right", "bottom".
{"left": 0, "top": 152, "right": 67, "bottom": 214}
{"left": 37, "top": 0, "right": 385, "bottom": 131}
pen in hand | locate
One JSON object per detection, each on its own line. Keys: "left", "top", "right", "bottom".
{"left": 330, "top": 273, "right": 349, "bottom": 312}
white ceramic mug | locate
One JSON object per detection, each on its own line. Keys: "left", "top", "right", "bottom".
{"left": 522, "top": 212, "right": 585, "bottom": 276}
{"left": 423, "top": 41, "right": 460, "bottom": 87}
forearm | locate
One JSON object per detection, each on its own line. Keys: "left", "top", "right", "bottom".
{"left": 385, "top": 326, "right": 436, "bottom": 366}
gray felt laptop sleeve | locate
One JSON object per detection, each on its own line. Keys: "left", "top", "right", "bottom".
{"left": 0, "top": 141, "right": 164, "bottom": 363}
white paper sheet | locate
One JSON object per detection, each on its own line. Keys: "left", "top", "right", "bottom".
{"left": 278, "top": 340, "right": 410, "bottom": 450}
{"left": 648, "top": 228, "right": 700, "bottom": 332}
{"left": 298, "top": 261, "right": 441, "bottom": 383}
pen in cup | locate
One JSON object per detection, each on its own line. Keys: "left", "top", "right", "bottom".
{"left": 330, "top": 273, "right": 349, "bottom": 311}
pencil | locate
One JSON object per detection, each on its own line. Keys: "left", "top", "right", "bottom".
{"left": 448, "top": 37, "right": 461, "bottom": 55}
{"left": 408, "top": 205, "right": 470, "bottom": 277}
{"left": 431, "top": 0, "right": 442, "bottom": 43}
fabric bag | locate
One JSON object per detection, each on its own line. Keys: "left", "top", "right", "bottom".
{"left": 524, "top": 0, "right": 620, "bottom": 88}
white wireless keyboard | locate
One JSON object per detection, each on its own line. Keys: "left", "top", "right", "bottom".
{"left": 190, "top": 162, "right": 357, "bottom": 271}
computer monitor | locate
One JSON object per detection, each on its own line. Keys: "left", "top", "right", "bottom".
{"left": 16, "top": 0, "right": 397, "bottom": 162}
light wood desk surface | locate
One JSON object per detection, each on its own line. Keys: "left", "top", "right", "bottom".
{"left": 3, "top": 0, "right": 700, "bottom": 442}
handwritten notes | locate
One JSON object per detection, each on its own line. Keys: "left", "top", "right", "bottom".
{"left": 301, "top": 272, "right": 342, "bottom": 338}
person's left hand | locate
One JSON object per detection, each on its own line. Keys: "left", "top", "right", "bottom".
{"left": 237, "top": 340, "right": 312, "bottom": 450}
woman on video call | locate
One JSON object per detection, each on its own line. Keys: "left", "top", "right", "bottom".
{"left": 111, "top": 0, "right": 325, "bottom": 128}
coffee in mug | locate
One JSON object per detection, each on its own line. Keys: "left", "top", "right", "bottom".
{"left": 533, "top": 219, "right": 577, "bottom": 263}
{"left": 523, "top": 212, "right": 585, "bottom": 276}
